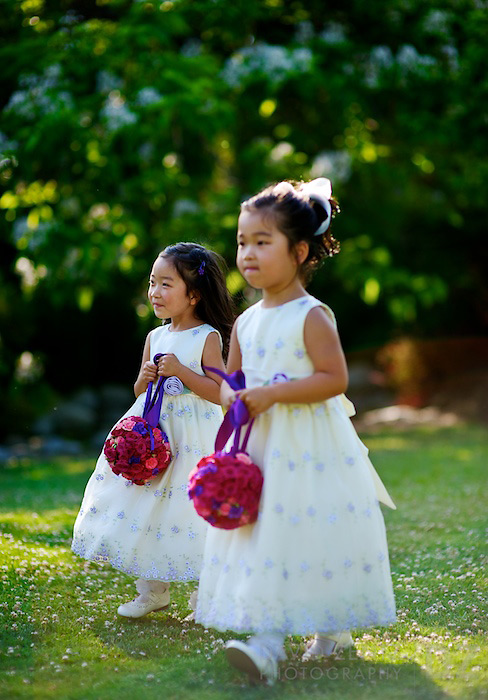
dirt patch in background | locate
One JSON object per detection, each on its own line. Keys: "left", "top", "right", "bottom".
{"left": 346, "top": 337, "right": 488, "bottom": 430}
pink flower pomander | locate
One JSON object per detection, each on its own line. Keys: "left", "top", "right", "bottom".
{"left": 188, "top": 451, "right": 263, "bottom": 529}
{"left": 103, "top": 415, "right": 171, "bottom": 485}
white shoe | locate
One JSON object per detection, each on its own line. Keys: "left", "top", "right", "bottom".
{"left": 183, "top": 590, "right": 198, "bottom": 622}
{"left": 117, "top": 585, "right": 170, "bottom": 618}
{"left": 225, "top": 640, "right": 278, "bottom": 685}
{"left": 301, "top": 631, "right": 353, "bottom": 661}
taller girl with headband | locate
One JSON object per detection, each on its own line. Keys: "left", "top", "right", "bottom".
{"left": 72, "top": 242, "right": 234, "bottom": 618}
{"left": 195, "top": 179, "right": 396, "bottom": 684}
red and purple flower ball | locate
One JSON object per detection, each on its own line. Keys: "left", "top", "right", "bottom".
{"left": 104, "top": 415, "right": 171, "bottom": 486}
{"left": 188, "top": 451, "right": 263, "bottom": 529}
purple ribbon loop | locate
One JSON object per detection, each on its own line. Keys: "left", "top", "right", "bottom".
{"left": 142, "top": 354, "right": 166, "bottom": 437}
{"left": 204, "top": 366, "right": 254, "bottom": 455}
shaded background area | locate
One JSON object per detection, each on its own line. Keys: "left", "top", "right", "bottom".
{"left": 0, "top": 0, "right": 487, "bottom": 450}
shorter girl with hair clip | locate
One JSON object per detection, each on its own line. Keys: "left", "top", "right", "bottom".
{"left": 72, "top": 242, "right": 234, "bottom": 618}
{"left": 195, "top": 179, "right": 396, "bottom": 685}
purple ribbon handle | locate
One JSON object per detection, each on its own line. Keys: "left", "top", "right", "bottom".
{"left": 204, "top": 366, "right": 254, "bottom": 455}
{"left": 142, "top": 353, "right": 166, "bottom": 450}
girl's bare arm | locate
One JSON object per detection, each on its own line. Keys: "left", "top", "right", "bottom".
{"left": 133, "top": 332, "right": 157, "bottom": 398}
{"left": 220, "top": 322, "right": 242, "bottom": 410}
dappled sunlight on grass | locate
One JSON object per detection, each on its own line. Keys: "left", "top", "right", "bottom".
{"left": 1, "top": 456, "right": 95, "bottom": 479}
{"left": 362, "top": 436, "right": 411, "bottom": 451}
{"left": 1, "top": 508, "right": 78, "bottom": 529}
{"left": 454, "top": 449, "right": 475, "bottom": 462}
{"left": 362, "top": 425, "right": 487, "bottom": 498}
{"left": 0, "top": 508, "right": 78, "bottom": 547}
{"left": 0, "top": 425, "right": 487, "bottom": 699}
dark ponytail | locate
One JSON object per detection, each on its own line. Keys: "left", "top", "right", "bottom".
{"left": 160, "top": 243, "right": 235, "bottom": 359}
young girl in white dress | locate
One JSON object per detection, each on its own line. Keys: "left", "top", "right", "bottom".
{"left": 195, "top": 179, "right": 396, "bottom": 684}
{"left": 72, "top": 242, "right": 234, "bottom": 618}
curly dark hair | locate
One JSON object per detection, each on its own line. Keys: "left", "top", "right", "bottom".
{"left": 160, "top": 242, "right": 235, "bottom": 359}
{"left": 241, "top": 180, "right": 340, "bottom": 284}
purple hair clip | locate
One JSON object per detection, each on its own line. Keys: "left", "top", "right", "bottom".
{"left": 198, "top": 260, "right": 206, "bottom": 276}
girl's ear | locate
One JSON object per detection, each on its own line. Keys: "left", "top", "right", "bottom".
{"left": 295, "top": 240, "right": 309, "bottom": 265}
{"left": 189, "top": 290, "right": 201, "bottom": 305}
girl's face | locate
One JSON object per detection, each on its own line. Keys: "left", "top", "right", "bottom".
{"left": 148, "top": 255, "right": 198, "bottom": 322}
{"left": 237, "top": 209, "right": 304, "bottom": 293}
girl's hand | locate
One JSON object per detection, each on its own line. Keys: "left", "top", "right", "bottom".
{"left": 237, "top": 386, "right": 276, "bottom": 418}
{"left": 142, "top": 361, "right": 158, "bottom": 383}
{"left": 157, "top": 353, "right": 182, "bottom": 377}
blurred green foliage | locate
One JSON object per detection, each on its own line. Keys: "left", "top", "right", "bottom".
{"left": 0, "top": 0, "right": 487, "bottom": 436}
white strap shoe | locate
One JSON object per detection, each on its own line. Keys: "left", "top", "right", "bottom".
{"left": 302, "top": 631, "right": 353, "bottom": 661}
{"left": 225, "top": 640, "right": 278, "bottom": 686}
{"left": 117, "top": 581, "right": 170, "bottom": 618}
{"left": 183, "top": 589, "right": 198, "bottom": 622}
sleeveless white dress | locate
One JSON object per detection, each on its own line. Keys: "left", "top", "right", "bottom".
{"left": 195, "top": 297, "right": 396, "bottom": 635}
{"left": 71, "top": 323, "right": 222, "bottom": 582}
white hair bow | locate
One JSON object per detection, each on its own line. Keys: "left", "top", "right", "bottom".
{"left": 300, "top": 178, "right": 332, "bottom": 235}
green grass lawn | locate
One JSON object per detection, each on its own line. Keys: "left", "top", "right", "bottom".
{"left": 0, "top": 424, "right": 486, "bottom": 699}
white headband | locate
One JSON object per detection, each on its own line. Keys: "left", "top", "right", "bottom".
{"left": 300, "top": 178, "right": 332, "bottom": 235}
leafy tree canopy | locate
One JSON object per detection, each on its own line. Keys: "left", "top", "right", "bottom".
{"left": 0, "top": 0, "right": 487, "bottom": 433}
